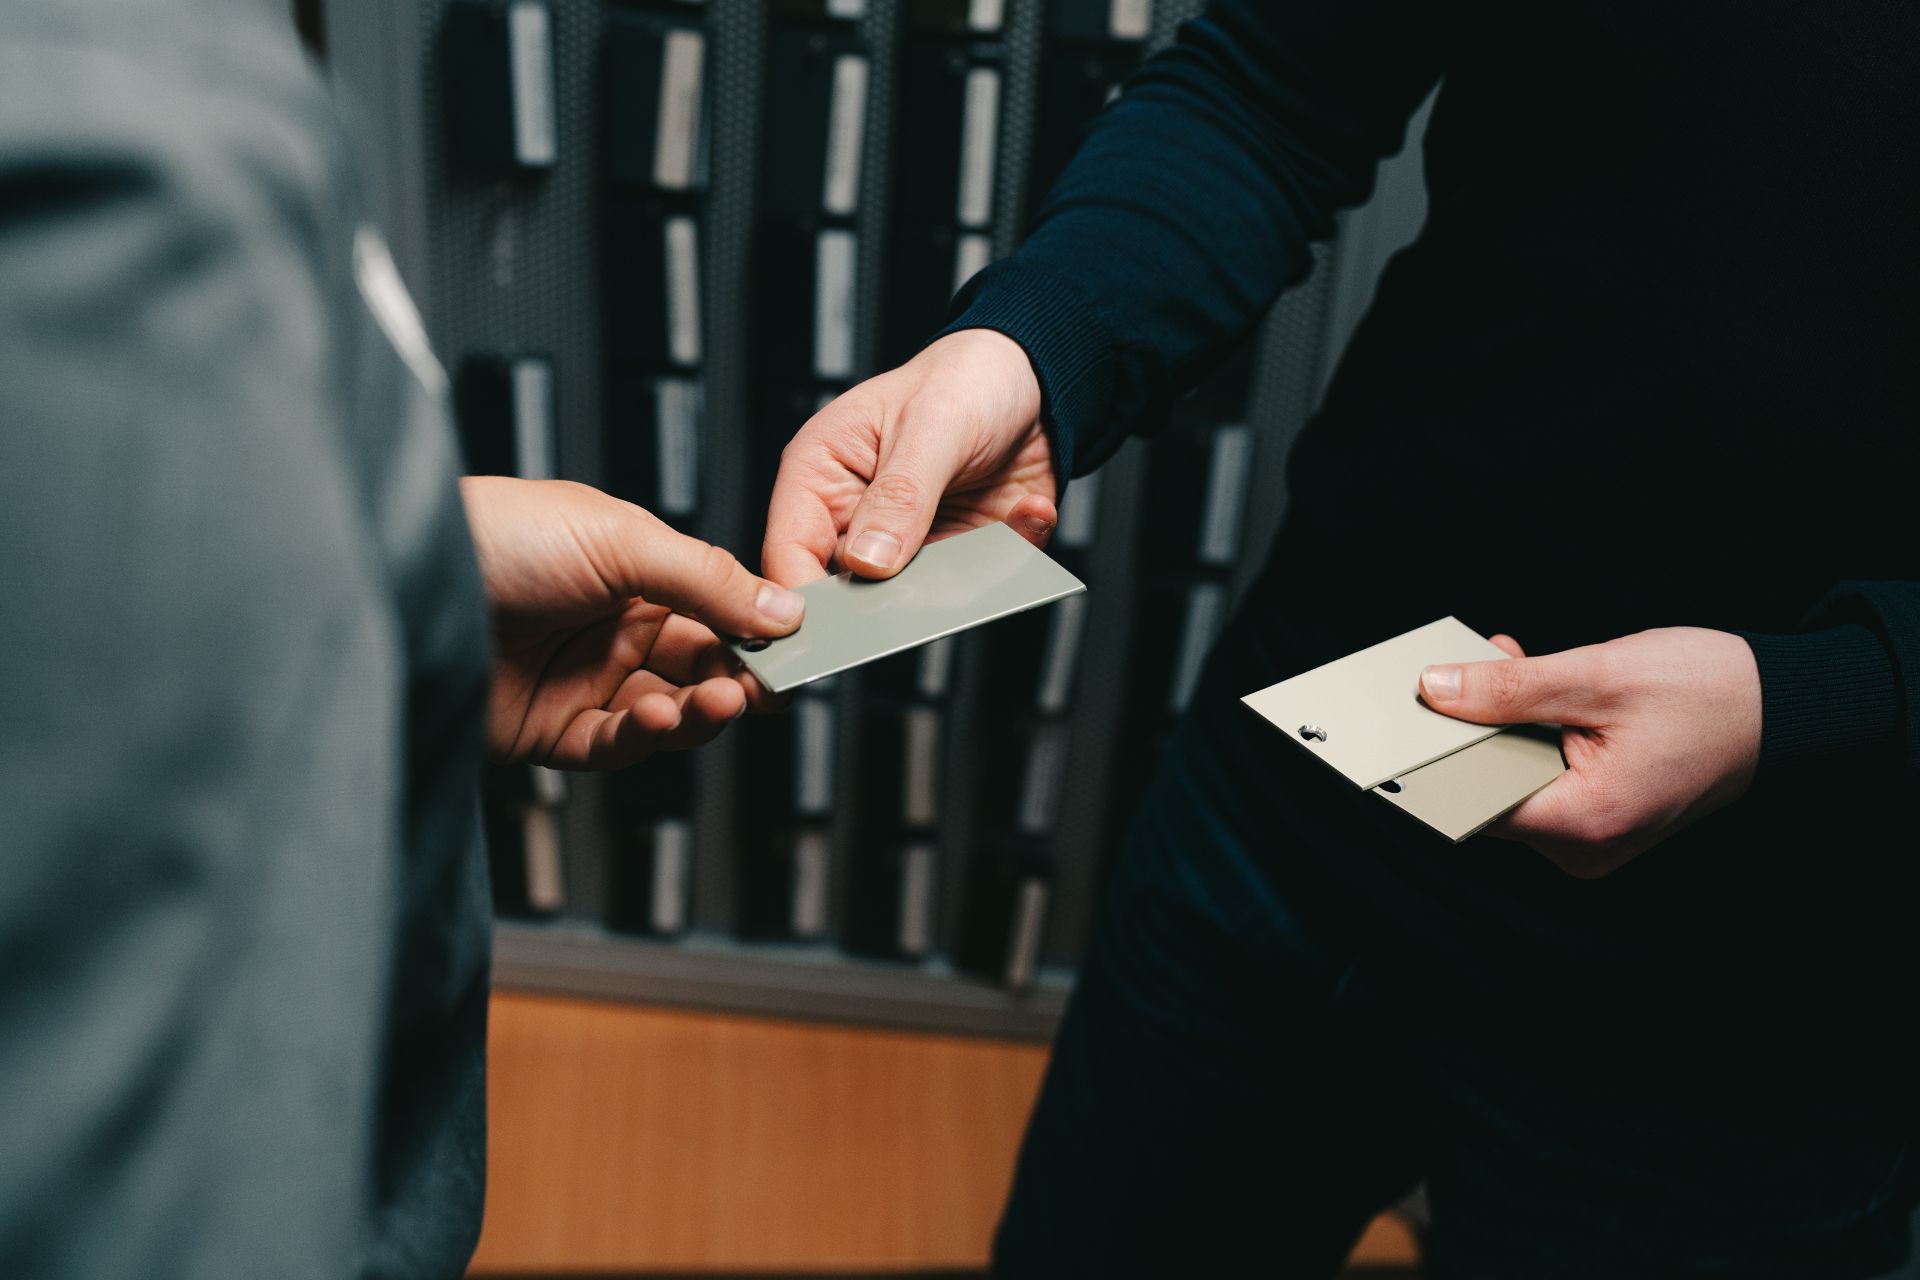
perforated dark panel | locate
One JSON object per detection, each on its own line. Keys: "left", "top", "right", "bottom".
{"left": 393, "top": 0, "right": 1362, "bottom": 1012}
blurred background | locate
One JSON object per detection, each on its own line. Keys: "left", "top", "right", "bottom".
{"left": 301, "top": 0, "right": 1431, "bottom": 1273}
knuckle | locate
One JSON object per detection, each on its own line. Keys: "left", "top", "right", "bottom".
{"left": 865, "top": 469, "right": 928, "bottom": 514}
{"left": 697, "top": 539, "right": 744, "bottom": 586}
{"left": 626, "top": 500, "right": 668, "bottom": 533}
{"left": 783, "top": 400, "right": 866, "bottom": 457}
{"left": 900, "top": 390, "right": 965, "bottom": 430}
{"left": 1584, "top": 646, "right": 1631, "bottom": 701}
{"left": 818, "top": 390, "right": 881, "bottom": 435}
{"left": 1482, "top": 659, "right": 1532, "bottom": 708}
{"left": 776, "top": 431, "right": 822, "bottom": 473}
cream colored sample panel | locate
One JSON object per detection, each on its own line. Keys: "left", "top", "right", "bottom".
{"left": 1241, "top": 616, "right": 1511, "bottom": 790}
{"left": 1373, "top": 724, "right": 1566, "bottom": 842}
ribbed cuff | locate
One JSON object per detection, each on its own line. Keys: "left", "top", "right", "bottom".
{"left": 935, "top": 260, "right": 1124, "bottom": 490}
{"left": 1740, "top": 623, "right": 1899, "bottom": 789}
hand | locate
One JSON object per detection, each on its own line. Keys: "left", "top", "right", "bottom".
{"left": 1417, "top": 627, "right": 1762, "bottom": 878}
{"left": 461, "top": 477, "right": 804, "bottom": 770}
{"left": 763, "top": 328, "right": 1059, "bottom": 586}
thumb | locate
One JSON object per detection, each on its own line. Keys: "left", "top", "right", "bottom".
{"left": 1418, "top": 648, "right": 1609, "bottom": 727}
{"left": 610, "top": 515, "right": 806, "bottom": 639}
{"left": 841, "top": 433, "right": 959, "bottom": 579}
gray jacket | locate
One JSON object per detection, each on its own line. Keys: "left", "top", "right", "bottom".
{"left": 0, "top": 2, "right": 491, "bottom": 1276}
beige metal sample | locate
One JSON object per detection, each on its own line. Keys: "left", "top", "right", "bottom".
{"left": 1372, "top": 724, "right": 1566, "bottom": 843}
{"left": 1240, "top": 616, "right": 1513, "bottom": 790}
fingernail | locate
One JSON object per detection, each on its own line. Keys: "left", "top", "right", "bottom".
{"left": 848, "top": 530, "right": 902, "bottom": 571}
{"left": 756, "top": 584, "right": 805, "bottom": 625}
{"left": 1421, "top": 665, "right": 1461, "bottom": 703}
{"left": 1022, "top": 515, "right": 1053, "bottom": 537}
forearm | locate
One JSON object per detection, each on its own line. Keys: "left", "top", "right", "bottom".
{"left": 943, "top": 0, "right": 1450, "bottom": 479}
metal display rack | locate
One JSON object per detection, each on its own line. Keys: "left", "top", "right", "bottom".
{"left": 321, "top": 0, "right": 1432, "bottom": 1041}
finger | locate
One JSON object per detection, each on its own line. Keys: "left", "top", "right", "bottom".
{"left": 690, "top": 640, "right": 790, "bottom": 714}
{"left": 681, "top": 673, "right": 747, "bottom": 728}
{"left": 842, "top": 428, "right": 966, "bottom": 579}
{"left": 655, "top": 676, "right": 750, "bottom": 750}
{"left": 642, "top": 612, "right": 729, "bottom": 685}
{"left": 763, "top": 527, "right": 834, "bottom": 590}
{"left": 608, "top": 663, "right": 751, "bottom": 730}
{"left": 1481, "top": 768, "right": 1592, "bottom": 848}
{"left": 763, "top": 443, "right": 852, "bottom": 588}
{"left": 1418, "top": 647, "right": 1614, "bottom": 728}
{"left": 607, "top": 666, "right": 678, "bottom": 708}
{"left": 555, "top": 677, "right": 748, "bottom": 769}
{"left": 1479, "top": 747, "right": 1653, "bottom": 879}
{"left": 1485, "top": 785, "right": 1649, "bottom": 881}
{"left": 548, "top": 694, "right": 681, "bottom": 770}
{"left": 606, "top": 512, "right": 807, "bottom": 640}
{"left": 622, "top": 676, "right": 748, "bottom": 757}
{"left": 627, "top": 690, "right": 685, "bottom": 736}
{"left": 1488, "top": 633, "right": 1526, "bottom": 659}
{"left": 1004, "top": 492, "right": 1058, "bottom": 549}
{"left": 921, "top": 489, "right": 1058, "bottom": 546}
{"left": 639, "top": 609, "right": 816, "bottom": 717}
{"left": 744, "top": 678, "right": 792, "bottom": 716}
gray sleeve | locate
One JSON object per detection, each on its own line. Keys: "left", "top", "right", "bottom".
{"left": 0, "top": 8, "right": 487, "bottom": 1277}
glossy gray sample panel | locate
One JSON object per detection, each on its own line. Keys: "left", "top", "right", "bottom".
{"left": 729, "top": 522, "right": 1087, "bottom": 693}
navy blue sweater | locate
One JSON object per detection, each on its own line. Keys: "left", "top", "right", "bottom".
{"left": 947, "top": 0, "right": 1918, "bottom": 806}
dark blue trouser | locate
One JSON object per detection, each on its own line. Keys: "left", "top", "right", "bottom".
{"left": 994, "top": 603, "right": 1920, "bottom": 1278}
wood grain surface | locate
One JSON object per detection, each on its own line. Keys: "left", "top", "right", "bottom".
{"left": 468, "top": 991, "right": 1418, "bottom": 1274}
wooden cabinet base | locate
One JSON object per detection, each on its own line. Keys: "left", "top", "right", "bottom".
{"left": 469, "top": 991, "right": 1418, "bottom": 1275}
